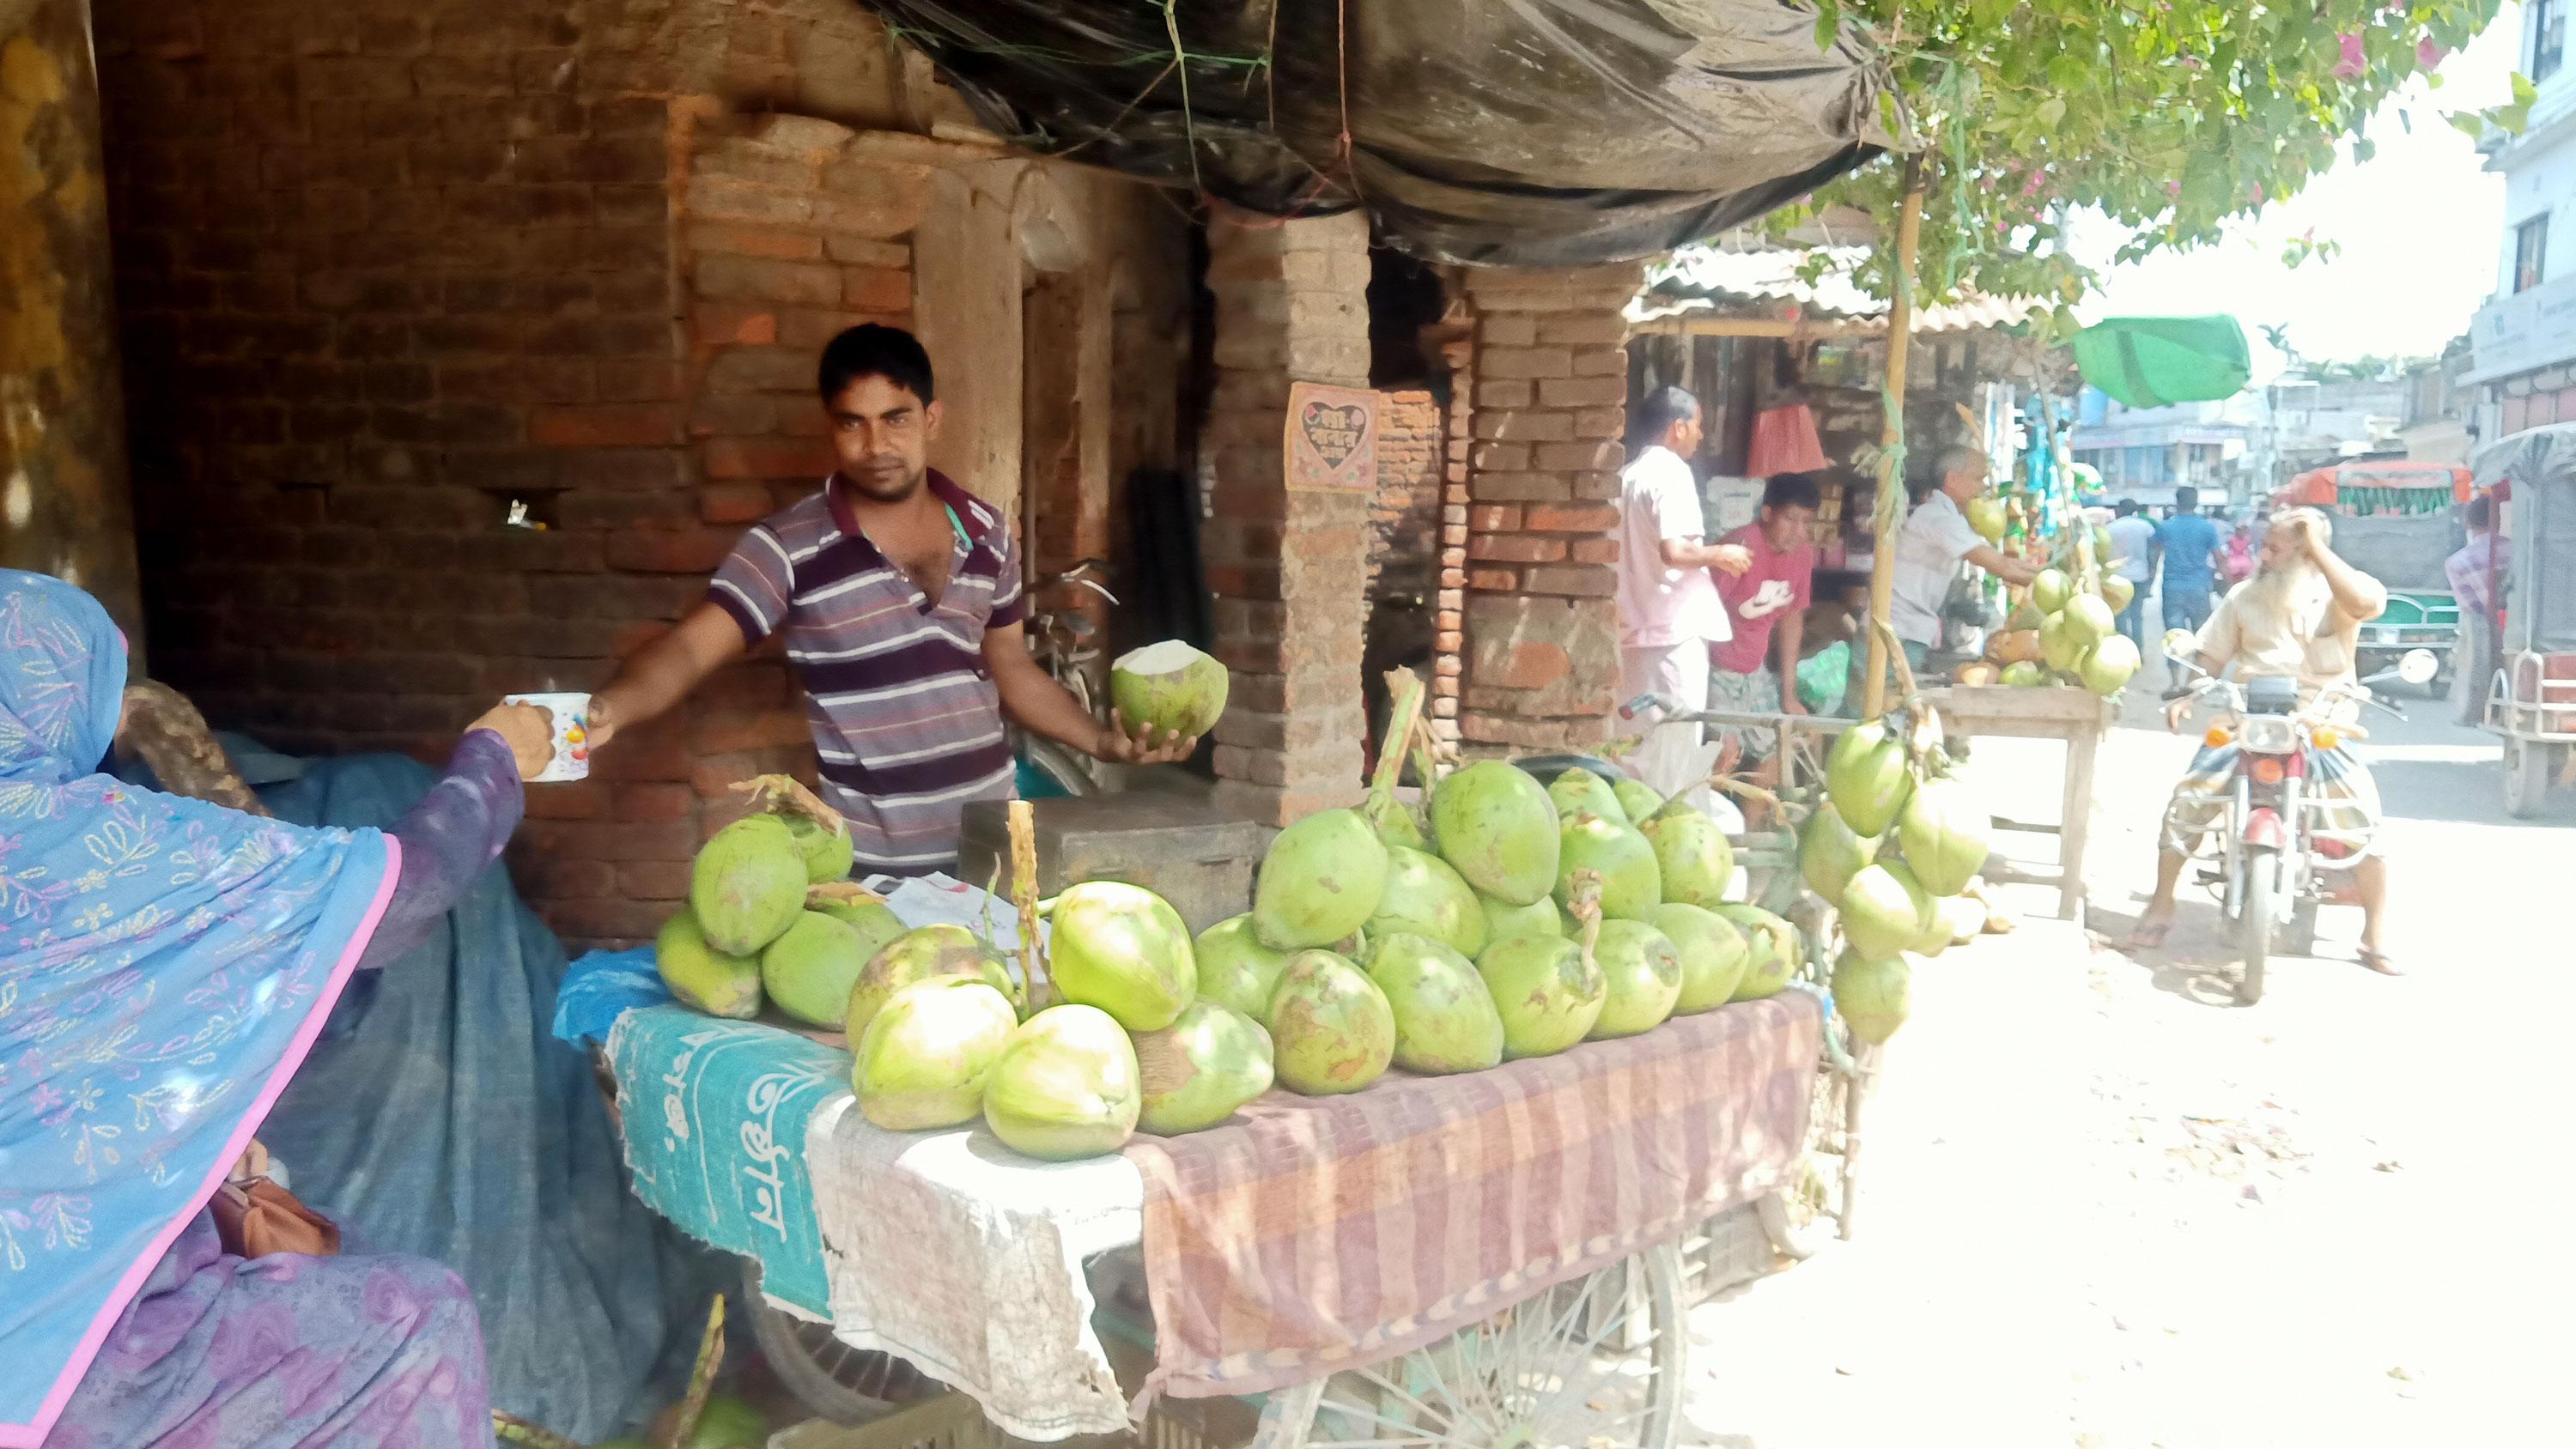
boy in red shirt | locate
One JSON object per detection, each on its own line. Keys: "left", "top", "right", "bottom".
{"left": 1707, "top": 474, "right": 1821, "bottom": 771}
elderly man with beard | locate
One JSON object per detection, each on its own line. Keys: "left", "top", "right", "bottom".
{"left": 2129, "top": 508, "right": 2401, "bottom": 973}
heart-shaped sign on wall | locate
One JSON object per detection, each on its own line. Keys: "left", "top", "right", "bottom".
{"left": 1285, "top": 382, "right": 1380, "bottom": 492}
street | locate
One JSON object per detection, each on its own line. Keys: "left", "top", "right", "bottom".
{"left": 1683, "top": 634, "right": 2575, "bottom": 1446}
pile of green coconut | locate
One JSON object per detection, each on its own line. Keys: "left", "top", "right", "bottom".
{"left": 1797, "top": 710, "right": 2004, "bottom": 1048}
{"left": 648, "top": 653, "right": 1811, "bottom": 1163}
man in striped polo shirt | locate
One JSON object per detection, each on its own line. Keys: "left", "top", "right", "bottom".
{"left": 586, "top": 324, "right": 1196, "bottom": 877}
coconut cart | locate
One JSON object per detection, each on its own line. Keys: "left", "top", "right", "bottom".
{"left": 2471, "top": 427, "right": 2576, "bottom": 818}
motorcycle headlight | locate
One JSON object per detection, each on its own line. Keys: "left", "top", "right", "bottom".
{"left": 2239, "top": 717, "right": 2299, "bottom": 754}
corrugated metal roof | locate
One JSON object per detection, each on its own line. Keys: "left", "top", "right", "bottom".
{"left": 1636, "top": 243, "right": 2045, "bottom": 336}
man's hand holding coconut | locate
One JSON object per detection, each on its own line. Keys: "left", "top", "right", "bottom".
{"left": 587, "top": 324, "right": 1213, "bottom": 880}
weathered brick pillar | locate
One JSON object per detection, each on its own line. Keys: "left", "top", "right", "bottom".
{"left": 1200, "top": 208, "right": 1373, "bottom": 824}
{"left": 1455, "top": 264, "right": 1642, "bottom": 754}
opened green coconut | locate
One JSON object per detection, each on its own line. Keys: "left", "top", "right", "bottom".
{"left": 1252, "top": 809, "right": 1388, "bottom": 949}
{"left": 1109, "top": 640, "right": 1228, "bottom": 741}
{"left": 1265, "top": 950, "right": 1395, "bottom": 1095}
{"left": 1193, "top": 914, "right": 1292, "bottom": 1020}
{"left": 982, "top": 1004, "right": 1141, "bottom": 1160}
{"left": 1367, "top": 847, "right": 1488, "bottom": 958}
{"left": 1366, "top": 932, "right": 1505, "bottom": 1074}
{"left": 1048, "top": 880, "right": 1197, "bottom": 1032}
{"left": 854, "top": 976, "right": 1020, "bottom": 1130}
{"left": 655, "top": 907, "right": 762, "bottom": 1019}
{"left": 1428, "top": 761, "right": 1560, "bottom": 906}
{"left": 1133, "top": 1001, "right": 1274, "bottom": 1135}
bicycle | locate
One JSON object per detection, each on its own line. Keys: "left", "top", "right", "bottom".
{"left": 1015, "top": 559, "right": 1116, "bottom": 798}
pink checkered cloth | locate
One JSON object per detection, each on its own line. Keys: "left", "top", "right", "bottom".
{"left": 1123, "top": 992, "right": 1822, "bottom": 1404}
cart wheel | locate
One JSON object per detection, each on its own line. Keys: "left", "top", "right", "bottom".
{"left": 2504, "top": 737, "right": 2550, "bottom": 820}
{"left": 1257, "top": 1246, "right": 1686, "bottom": 1449}
{"left": 2285, "top": 894, "right": 2319, "bottom": 959}
{"left": 741, "top": 1261, "right": 934, "bottom": 1425}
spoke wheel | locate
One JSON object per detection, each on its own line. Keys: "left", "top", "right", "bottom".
{"left": 741, "top": 1261, "right": 937, "bottom": 1425}
{"left": 1261, "top": 1246, "right": 1685, "bottom": 1449}
{"left": 2504, "top": 736, "right": 2549, "bottom": 820}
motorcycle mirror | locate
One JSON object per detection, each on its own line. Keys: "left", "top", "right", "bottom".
{"left": 2395, "top": 648, "right": 2439, "bottom": 686}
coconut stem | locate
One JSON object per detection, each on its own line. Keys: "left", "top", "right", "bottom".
{"left": 733, "top": 773, "right": 847, "bottom": 838}
{"left": 656, "top": 1296, "right": 727, "bottom": 1449}
{"left": 1568, "top": 870, "right": 1602, "bottom": 973}
{"left": 1365, "top": 668, "right": 1428, "bottom": 835}
{"left": 1009, "top": 800, "right": 1048, "bottom": 1004}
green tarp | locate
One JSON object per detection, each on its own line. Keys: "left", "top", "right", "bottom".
{"left": 2072, "top": 316, "right": 2251, "bottom": 407}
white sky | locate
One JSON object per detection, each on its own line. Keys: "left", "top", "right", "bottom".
{"left": 2071, "top": 5, "right": 2524, "bottom": 382}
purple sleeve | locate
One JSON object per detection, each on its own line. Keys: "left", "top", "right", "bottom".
{"left": 356, "top": 730, "right": 527, "bottom": 971}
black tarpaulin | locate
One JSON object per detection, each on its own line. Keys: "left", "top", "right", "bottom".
{"left": 856, "top": 0, "right": 1891, "bottom": 268}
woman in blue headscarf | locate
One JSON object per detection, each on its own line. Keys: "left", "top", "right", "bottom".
{"left": 0, "top": 570, "right": 554, "bottom": 1449}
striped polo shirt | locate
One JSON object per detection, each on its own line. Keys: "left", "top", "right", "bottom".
{"left": 708, "top": 470, "right": 1026, "bottom": 876}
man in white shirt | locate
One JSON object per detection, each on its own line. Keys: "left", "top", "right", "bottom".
{"left": 1615, "top": 387, "right": 1751, "bottom": 795}
{"left": 2105, "top": 499, "right": 2157, "bottom": 647}
{"left": 1890, "top": 446, "right": 2040, "bottom": 667}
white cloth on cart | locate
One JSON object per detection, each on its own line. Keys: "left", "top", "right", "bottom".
{"left": 801, "top": 1099, "right": 1147, "bottom": 1441}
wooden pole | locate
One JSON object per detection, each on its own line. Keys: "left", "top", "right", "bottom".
{"left": 1862, "top": 158, "right": 1929, "bottom": 720}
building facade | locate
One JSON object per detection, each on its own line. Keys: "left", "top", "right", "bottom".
{"left": 2468, "top": 0, "right": 2576, "bottom": 435}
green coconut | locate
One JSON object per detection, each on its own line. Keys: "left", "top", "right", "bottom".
{"left": 2102, "top": 574, "right": 2136, "bottom": 613}
{"left": 1265, "top": 950, "right": 1396, "bottom": 1095}
{"left": 1474, "top": 931, "right": 1606, "bottom": 1059}
{"left": 2032, "top": 567, "right": 2073, "bottom": 614}
{"left": 1910, "top": 895, "right": 1957, "bottom": 958}
{"left": 1375, "top": 805, "right": 1427, "bottom": 852}
{"left": 759, "top": 911, "right": 875, "bottom": 1028}
{"left": 1840, "top": 861, "right": 1933, "bottom": 963}
{"left": 1479, "top": 893, "right": 1564, "bottom": 943}
{"left": 2062, "top": 592, "right": 2115, "bottom": 646}
{"left": 1252, "top": 809, "right": 1389, "bottom": 949}
{"left": 1638, "top": 808, "right": 1734, "bottom": 907}
{"left": 854, "top": 977, "right": 1021, "bottom": 1130}
{"left": 1367, "top": 847, "right": 1488, "bottom": 959}
{"left": 1133, "top": 1001, "right": 1274, "bottom": 1135}
{"left": 1712, "top": 904, "right": 1800, "bottom": 1001}
{"left": 1831, "top": 950, "right": 1913, "bottom": 1045}
{"left": 1613, "top": 778, "right": 1666, "bottom": 825}
{"left": 690, "top": 814, "right": 809, "bottom": 956}
{"left": 1586, "top": 919, "right": 1683, "bottom": 1039}
{"left": 1546, "top": 767, "right": 1627, "bottom": 822}
{"left": 813, "top": 895, "right": 908, "bottom": 961}
{"left": 844, "top": 924, "right": 1018, "bottom": 1041}
{"left": 1897, "top": 776, "right": 1990, "bottom": 897}
{"left": 1554, "top": 812, "right": 1662, "bottom": 920}
{"left": 1428, "top": 761, "right": 1561, "bottom": 906}
{"left": 1938, "top": 893, "right": 1988, "bottom": 948}
{"left": 673, "top": 1392, "right": 768, "bottom": 1449}
{"left": 1825, "top": 719, "right": 1914, "bottom": 838}
{"left": 2038, "top": 610, "right": 2086, "bottom": 672}
{"left": 981, "top": 1004, "right": 1141, "bottom": 1159}
{"left": 1109, "top": 640, "right": 1230, "bottom": 741}
{"left": 655, "top": 908, "right": 762, "bottom": 1019}
{"left": 1366, "top": 932, "right": 1505, "bottom": 1075}
{"left": 1650, "top": 902, "right": 1750, "bottom": 1014}
{"left": 2001, "top": 659, "right": 2046, "bottom": 687}
{"left": 1799, "top": 801, "right": 1879, "bottom": 907}
{"left": 1192, "top": 914, "right": 1293, "bottom": 1020}
{"left": 1048, "top": 880, "right": 1197, "bottom": 1032}
{"left": 781, "top": 812, "right": 855, "bottom": 885}
{"left": 2081, "top": 634, "right": 2142, "bottom": 696}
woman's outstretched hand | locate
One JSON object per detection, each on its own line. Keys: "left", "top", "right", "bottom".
{"left": 469, "top": 702, "right": 556, "bottom": 781}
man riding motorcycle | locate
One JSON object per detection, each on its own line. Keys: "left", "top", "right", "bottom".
{"left": 2128, "top": 508, "right": 2400, "bottom": 974}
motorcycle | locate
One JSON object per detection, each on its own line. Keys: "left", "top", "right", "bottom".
{"left": 2160, "top": 640, "right": 2437, "bottom": 1004}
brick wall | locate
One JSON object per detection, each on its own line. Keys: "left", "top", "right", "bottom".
{"left": 90, "top": 0, "right": 1185, "bottom": 944}
{"left": 1454, "top": 264, "right": 1641, "bottom": 754}
{"left": 1365, "top": 390, "right": 1442, "bottom": 600}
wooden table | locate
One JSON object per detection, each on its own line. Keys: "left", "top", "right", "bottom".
{"left": 1917, "top": 685, "right": 2112, "bottom": 920}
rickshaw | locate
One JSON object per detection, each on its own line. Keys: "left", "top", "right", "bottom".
{"left": 2470, "top": 427, "right": 2576, "bottom": 817}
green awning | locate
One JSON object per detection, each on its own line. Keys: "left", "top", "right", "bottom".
{"left": 2072, "top": 316, "right": 2252, "bottom": 408}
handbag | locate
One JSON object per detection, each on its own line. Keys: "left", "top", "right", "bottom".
{"left": 210, "top": 1140, "right": 341, "bottom": 1259}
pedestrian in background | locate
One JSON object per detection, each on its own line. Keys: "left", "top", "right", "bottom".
{"left": 2105, "top": 498, "right": 2155, "bottom": 647}
{"left": 2150, "top": 484, "right": 2226, "bottom": 636}
{"left": 1614, "top": 386, "right": 1752, "bottom": 796}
